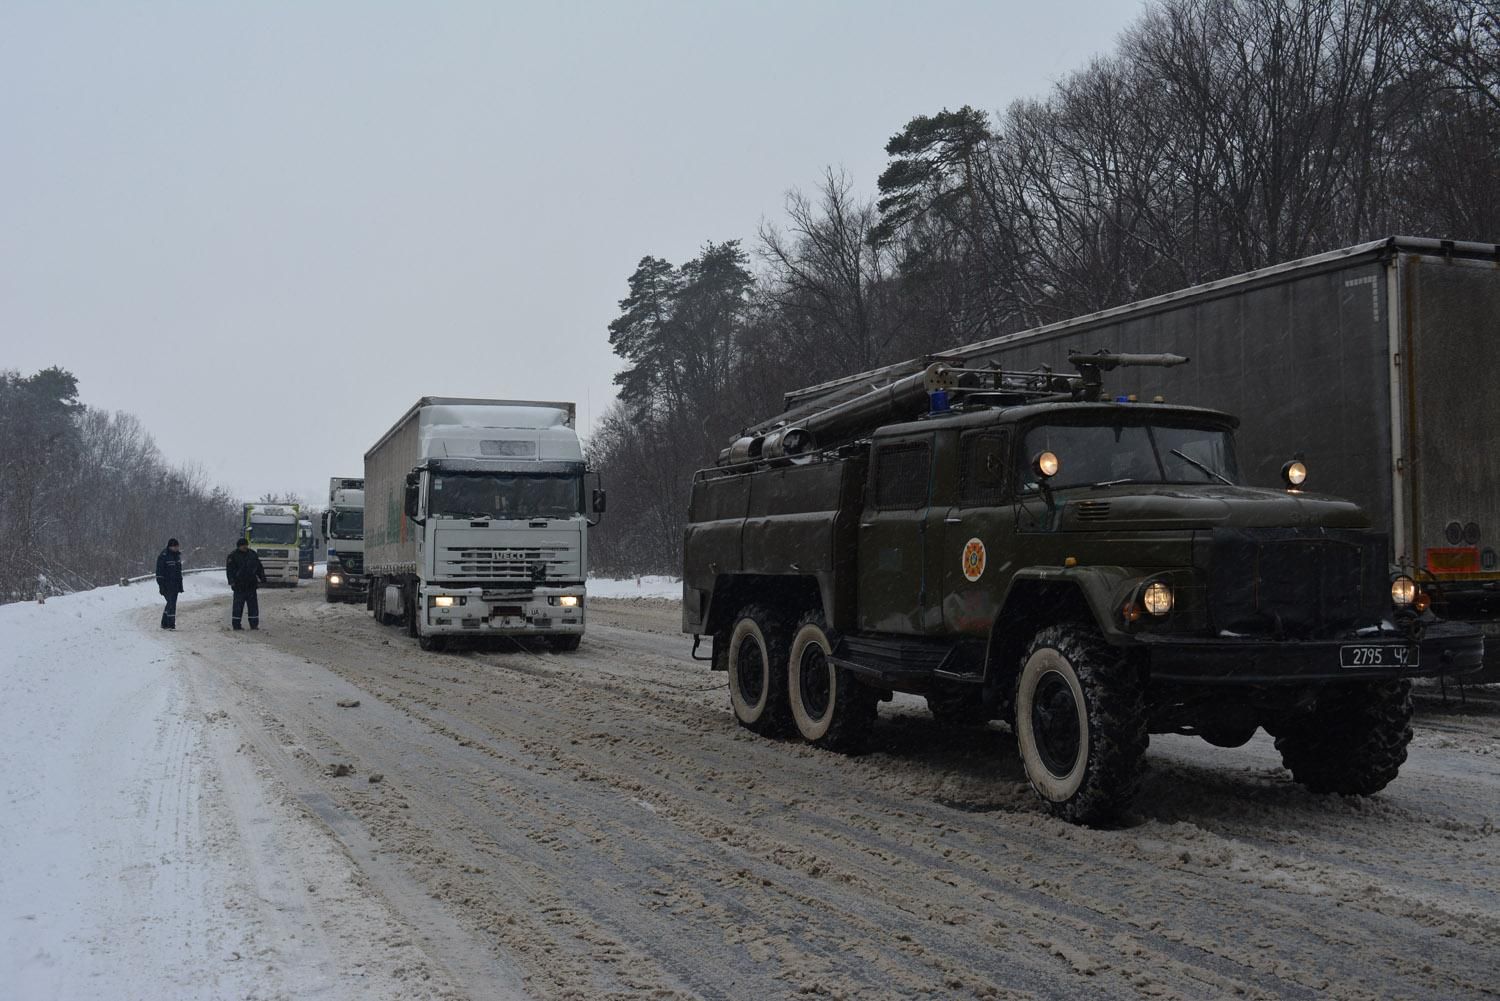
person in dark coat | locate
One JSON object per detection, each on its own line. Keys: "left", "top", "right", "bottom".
{"left": 155, "top": 538, "right": 184, "bottom": 629}
{"left": 225, "top": 538, "right": 267, "bottom": 630}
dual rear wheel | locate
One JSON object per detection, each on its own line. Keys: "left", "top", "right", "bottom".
{"left": 727, "top": 606, "right": 875, "bottom": 751}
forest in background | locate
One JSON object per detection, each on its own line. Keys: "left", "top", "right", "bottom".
{"left": 588, "top": 0, "right": 1500, "bottom": 574}
{"left": 0, "top": 367, "right": 241, "bottom": 602}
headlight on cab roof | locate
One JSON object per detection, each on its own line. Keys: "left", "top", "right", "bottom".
{"left": 1143, "top": 581, "right": 1173, "bottom": 616}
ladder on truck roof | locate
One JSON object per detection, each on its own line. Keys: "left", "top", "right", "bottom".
{"left": 723, "top": 352, "right": 1187, "bottom": 468}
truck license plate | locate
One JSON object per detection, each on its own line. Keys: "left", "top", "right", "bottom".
{"left": 1339, "top": 645, "right": 1419, "bottom": 669}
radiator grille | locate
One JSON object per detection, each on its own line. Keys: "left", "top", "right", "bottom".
{"left": 439, "top": 545, "right": 577, "bottom": 582}
{"left": 1208, "top": 528, "right": 1386, "bottom": 637}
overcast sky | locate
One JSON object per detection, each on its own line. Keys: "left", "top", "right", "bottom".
{"left": 2, "top": 1, "right": 1144, "bottom": 508}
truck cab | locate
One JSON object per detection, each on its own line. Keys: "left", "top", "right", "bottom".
{"left": 242, "top": 503, "right": 301, "bottom": 586}
{"left": 324, "top": 477, "right": 366, "bottom": 602}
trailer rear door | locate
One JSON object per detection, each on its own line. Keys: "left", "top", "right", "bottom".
{"left": 1403, "top": 253, "right": 1500, "bottom": 583}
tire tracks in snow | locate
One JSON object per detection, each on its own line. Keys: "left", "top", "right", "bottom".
{"left": 182, "top": 587, "right": 1499, "bottom": 1000}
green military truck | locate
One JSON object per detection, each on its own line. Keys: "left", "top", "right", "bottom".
{"left": 682, "top": 353, "right": 1483, "bottom": 824}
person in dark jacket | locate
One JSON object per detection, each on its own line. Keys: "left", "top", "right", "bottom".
{"left": 155, "top": 538, "right": 184, "bottom": 629}
{"left": 225, "top": 538, "right": 267, "bottom": 630}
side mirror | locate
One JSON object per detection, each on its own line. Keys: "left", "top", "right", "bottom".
{"left": 321, "top": 512, "right": 329, "bottom": 536}
{"left": 592, "top": 488, "right": 607, "bottom": 514}
{"left": 403, "top": 474, "right": 422, "bottom": 523}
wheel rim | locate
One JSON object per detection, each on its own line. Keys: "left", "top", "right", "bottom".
{"left": 1031, "top": 669, "right": 1082, "bottom": 777}
{"left": 798, "top": 643, "right": 831, "bottom": 721}
{"left": 736, "top": 635, "right": 765, "bottom": 706}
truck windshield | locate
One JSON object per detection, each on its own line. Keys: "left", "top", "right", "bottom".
{"left": 429, "top": 472, "right": 581, "bottom": 520}
{"left": 248, "top": 522, "right": 299, "bottom": 544}
{"left": 329, "top": 509, "right": 364, "bottom": 538}
{"left": 1020, "top": 422, "right": 1239, "bottom": 490}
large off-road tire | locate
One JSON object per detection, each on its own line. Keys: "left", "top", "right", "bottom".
{"left": 925, "top": 688, "right": 991, "bottom": 728}
{"left": 787, "top": 611, "right": 877, "bottom": 752}
{"left": 1013, "top": 624, "right": 1148, "bottom": 825}
{"left": 1273, "top": 681, "right": 1413, "bottom": 795}
{"left": 726, "top": 605, "right": 793, "bottom": 737}
{"left": 550, "top": 634, "right": 582, "bottom": 652}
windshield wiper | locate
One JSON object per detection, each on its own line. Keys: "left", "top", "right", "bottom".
{"left": 1170, "top": 449, "right": 1233, "bottom": 485}
{"left": 1088, "top": 478, "right": 1135, "bottom": 489}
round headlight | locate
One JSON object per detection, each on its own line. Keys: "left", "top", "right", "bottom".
{"left": 1032, "top": 450, "right": 1060, "bottom": 479}
{"left": 328, "top": 574, "right": 342, "bottom": 585}
{"left": 1390, "top": 575, "right": 1417, "bottom": 606}
{"left": 1281, "top": 460, "right": 1307, "bottom": 488}
{"left": 1143, "top": 581, "right": 1173, "bottom": 616}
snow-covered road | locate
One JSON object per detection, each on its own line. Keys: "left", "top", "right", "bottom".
{"left": 3, "top": 580, "right": 1498, "bottom": 1000}
{"left": 1, "top": 578, "right": 481, "bottom": 1000}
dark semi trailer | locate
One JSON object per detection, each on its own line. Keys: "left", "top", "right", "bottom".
{"left": 777, "top": 237, "right": 1500, "bottom": 681}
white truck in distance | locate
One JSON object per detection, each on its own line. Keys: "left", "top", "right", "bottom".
{"left": 241, "top": 502, "right": 301, "bottom": 586}
{"left": 364, "top": 398, "right": 605, "bottom": 651}
{"left": 323, "top": 476, "right": 366, "bottom": 603}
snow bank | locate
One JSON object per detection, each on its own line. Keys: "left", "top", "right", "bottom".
{"left": 0, "top": 576, "right": 235, "bottom": 997}
{"left": 588, "top": 575, "right": 681, "bottom": 600}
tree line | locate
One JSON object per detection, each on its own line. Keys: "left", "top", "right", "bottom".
{"left": 587, "top": 0, "right": 1500, "bottom": 575}
{"left": 0, "top": 367, "right": 241, "bottom": 602}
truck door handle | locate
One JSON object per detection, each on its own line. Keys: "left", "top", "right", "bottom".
{"left": 860, "top": 522, "right": 874, "bottom": 529}
{"left": 944, "top": 517, "right": 962, "bottom": 524}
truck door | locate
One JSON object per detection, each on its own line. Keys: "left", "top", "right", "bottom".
{"left": 943, "top": 428, "right": 1015, "bottom": 638}
{"left": 858, "top": 435, "right": 934, "bottom": 634}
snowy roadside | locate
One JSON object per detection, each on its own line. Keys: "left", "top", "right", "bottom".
{"left": 587, "top": 575, "right": 680, "bottom": 600}
{"left": 0, "top": 574, "right": 678, "bottom": 999}
{"left": 0, "top": 579, "right": 466, "bottom": 1001}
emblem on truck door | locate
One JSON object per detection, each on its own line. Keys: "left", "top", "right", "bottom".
{"left": 962, "top": 538, "right": 987, "bottom": 582}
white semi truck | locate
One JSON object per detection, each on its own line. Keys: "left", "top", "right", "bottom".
{"left": 241, "top": 502, "right": 301, "bottom": 586}
{"left": 323, "top": 476, "right": 366, "bottom": 603}
{"left": 364, "top": 398, "right": 605, "bottom": 651}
